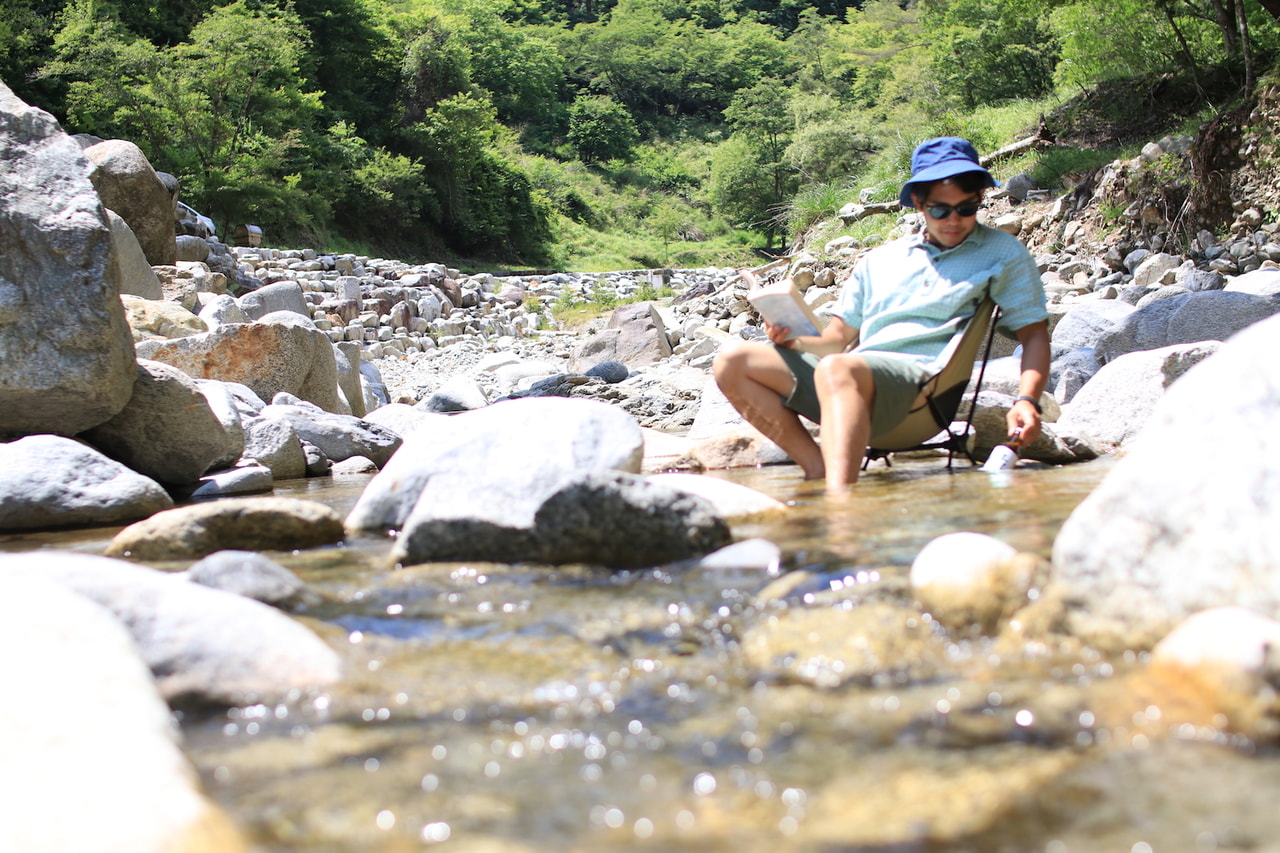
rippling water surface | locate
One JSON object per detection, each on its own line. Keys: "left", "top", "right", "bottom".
{"left": 19, "top": 456, "right": 1280, "bottom": 851}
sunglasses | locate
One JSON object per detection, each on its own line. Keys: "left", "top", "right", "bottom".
{"left": 924, "top": 201, "right": 981, "bottom": 219}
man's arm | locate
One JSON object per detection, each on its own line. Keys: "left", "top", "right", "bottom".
{"left": 1009, "top": 320, "right": 1050, "bottom": 445}
{"left": 767, "top": 314, "right": 858, "bottom": 356}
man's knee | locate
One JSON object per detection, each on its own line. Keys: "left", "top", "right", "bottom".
{"left": 815, "top": 353, "right": 874, "bottom": 398}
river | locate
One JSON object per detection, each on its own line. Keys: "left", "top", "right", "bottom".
{"left": 12, "top": 455, "right": 1280, "bottom": 851}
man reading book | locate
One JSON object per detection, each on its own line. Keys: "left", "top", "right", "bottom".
{"left": 712, "top": 137, "right": 1050, "bottom": 494}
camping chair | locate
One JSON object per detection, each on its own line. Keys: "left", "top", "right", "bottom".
{"left": 862, "top": 296, "right": 1000, "bottom": 469}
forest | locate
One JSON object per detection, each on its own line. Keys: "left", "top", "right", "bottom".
{"left": 2, "top": 0, "right": 1278, "bottom": 269}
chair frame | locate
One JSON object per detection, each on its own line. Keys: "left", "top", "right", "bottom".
{"left": 862, "top": 296, "right": 1001, "bottom": 469}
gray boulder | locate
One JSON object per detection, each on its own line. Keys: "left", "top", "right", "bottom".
{"left": 968, "top": 391, "right": 1099, "bottom": 464}
{"left": 240, "top": 415, "right": 307, "bottom": 479}
{"left": 83, "top": 139, "right": 175, "bottom": 265}
{"left": 1050, "top": 301, "right": 1135, "bottom": 349}
{"left": 81, "top": 359, "right": 228, "bottom": 486}
{"left": 195, "top": 379, "right": 248, "bottom": 470}
{"left": 174, "top": 233, "right": 210, "bottom": 262}
{"left": 106, "top": 209, "right": 164, "bottom": 299}
{"left": 1056, "top": 342, "right": 1222, "bottom": 449}
{"left": 0, "top": 435, "right": 173, "bottom": 531}
{"left": 394, "top": 469, "right": 731, "bottom": 568}
{"left": 1052, "top": 314, "right": 1280, "bottom": 650}
{"left": 570, "top": 302, "right": 672, "bottom": 372}
{"left": 347, "top": 397, "right": 644, "bottom": 535}
{"left": 120, "top": 294, "right": 208, "bottom": 342}
{"left": 188, "top": 464, "right": 274, "bottom": 498}
{"left": 238, "top": 280, "right": 309, "bottom": 320}
{"left": 198, "top": 293, "right": 252, "bottom": 329}
{"left": 135, "top": 320, "right": 349, "bottom": 413}
{"left": 185, "top": 549, "right": 312, "bottom": 609}
{"left": 333, "top": 341, "right": 366, "bottom": 418}
{"left": 0, "top": 82, "right": 138, "bottom": 438}
{"left": 418, "top": 374, "right": 489, "bottom": 412}
{"left": 0, "top": 574, "right": 246, "bottom": 852}
{"left": 1049, "top": 347, "right": 1102, "bottom": 404}
{"left": 0, "top": 551, "right": 341, "bottom": 705}
{"left": 1225, "top": 268, "right": 1280, "bottom": 297}
{"left": 256, "top": 403, "right": 402, "bottom": 467}
{"left": 1095, "top": 291, "right": 1280, "bottom": 364}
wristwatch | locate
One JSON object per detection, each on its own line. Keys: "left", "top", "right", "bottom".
{"left": 1015, "top": 395, "right": 1042, "bottom": 414}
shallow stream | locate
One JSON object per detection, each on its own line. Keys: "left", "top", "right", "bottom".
{"left": 13, "top": 456, "right": 1280, "bottom": 851}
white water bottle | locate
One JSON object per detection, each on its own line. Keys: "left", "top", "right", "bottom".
{"left": 981, "top": 443, "right": 1019, "bottom": 471}
{"left": 981, "top": 428, "right": 1023, "bottom": 472}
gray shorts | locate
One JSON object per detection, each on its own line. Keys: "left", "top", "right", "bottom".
{"left": 775, "top": 346, "right": 933, "bottom": 440}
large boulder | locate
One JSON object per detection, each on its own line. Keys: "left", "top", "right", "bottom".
{"left": 393, "top": 469, "right": 731, "bottom": 568}
{"left": 1051, "top": 314, "right": 1280, "bottom": 651}
{"left": 1095, "top": 290, "right": 1280, "bottom": 364}
{"left": 570, "top": 302, "right": 673, "bottom": 372}
{"left": 0, "top": 574, "right": 248, "bottom": 852}
{"left": 0, "top": 435, "right": 173, "bottom": 531}
{"left": 0, "top": 552, "right": 341, "bottom": 705}
{"left": 1054, "top": 341, "right": 1221, "bottom": 449}
{"left": 83, "top": 139, "right": 176, "bottom": 265}
{"left": 1049, "top": 300, "right": 1135, "bottom": 349}
{"left": 347, "top": 397, "right": 645, "bottom": 536}
{"left": 135, "top": 321, "right": 349, "bottom": 413}
{"left": 106, "top": 208, "right": 164, "bottom": 299}
{"left": 81, "top": 359, "right": 228, "bottom": 486}
{"left": 238, "top": 280, "right": 310, "bottom": 320}
{"left": 121, "top": 294, "right": 208, "bottom": 341}
{"left": 0, "top": 82, "right": 137, "bottom": 438}
{"left": 256, "top": 402, "right": 402, "bottom": 467}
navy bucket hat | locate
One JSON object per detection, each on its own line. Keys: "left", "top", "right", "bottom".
{"left": 899, "top": 137, "right": 999, "bottom": 208}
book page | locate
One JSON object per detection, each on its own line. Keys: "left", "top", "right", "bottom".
{"left": 747, "top": 284, "right": 824, "bottom": 340}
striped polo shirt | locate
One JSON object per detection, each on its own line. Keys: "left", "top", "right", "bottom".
{"left": 831, "top": 223, "right": 1048, "bottom": 369}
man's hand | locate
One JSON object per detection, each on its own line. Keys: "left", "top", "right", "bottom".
{"left": 1007, "top": 400, "right": 1040, "bottom": 447}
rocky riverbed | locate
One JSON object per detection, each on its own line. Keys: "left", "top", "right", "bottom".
{"left": 7, "top": 76, "right": 1280, "bottom": 852}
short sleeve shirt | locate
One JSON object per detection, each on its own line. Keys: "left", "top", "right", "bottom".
{"left": 832, "top": 224, "right": 1047, "bottom": 369}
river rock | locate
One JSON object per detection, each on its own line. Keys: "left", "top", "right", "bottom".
{"left": 361, "top": 402, "right": 443, "bottom": 438}
{"left": 0, "top": 551, "right": 341, "bottom": 705}
{"left": 121, "top": 293, "right": 208, "bottom": 341}
{"left": 106, "top": 497, "right": 345, "bottom": 561}
{"left": 107, "top": 208, "right": 164, "bottom": 299}
{"left": 570, "top": 302, "right": 673, "bottom": 372}
{"left": 1049, "top": 301, "right": 1135, "bottom": 349}
{"left": 1055, "top": 342, "right": 1221, "bottom": 449}
{"left": 189, "top": 464, "right": 274, "bottom": 498}
{"left": 648, "top": 472, "right": 787, "bottom": 519}
{"left": 1224, "top": 267, "right": 1280, "bottom": 297}
{"left": 198, "top": 293, "right": 252, "bottom": 328}
{"left": 393, "top": 468, "right": 730, "bottom": 568}
{"left": 347, "top": 397, "right": 645, "bottom": 535}
{"left": 81, "top": 359, "right": 229, "bottom": 486}
{"left": 0, "top": 435, "right": 173, "bottom": 530}
{"left": 256, "top": 403, "right": 402, "bottom": 467}
{"left": 910, "top": 532, "right": 1042, "bottom": 633}
{"left": 135, "top": 320, "right": 349, "bottom": 413}
{"left": 175, "top": 233, "right": 211, "bottom": 262}
{"left": 1049, "top": 347, "right": 1102, "bottom": 403}
{"left": 1052, "top": 314, "right": 1280, "bottom": 650}
{"left": 84, "top": 138, "right": 176, "bottom": 265}
{"left": 418, "top": 374, "right": 489, "bottom": 412}
{"left": 693, "top": 537, "right": 783, "bottom": 572}
{"left": 195, "top": 379, "right": 248, "bottom": 470}
{"left": 0, "top": 574, "right": 248, "bottom": 853}
{"left": 0, "top": 82, "right": 138, "bottom": 439}
{"left": 240, "top": 415, "right": 307, "bottom": 479}
{"left": 1095, "top": 291, "right": 1280, "bottom": 363}
{"left": 969, "top": 391, "right": 1098, "bottom": 464}
{"left": 333, "top": 342, "right": 366, "bottom": 418}
{"left": 239, "top": 280, "right": 309, "bottom": 320}
{"left": 1131, "top": 251, "right": 1180, "bottom": 288}
{"left": 185, "top": 549, "right": 312, "bottom": 609}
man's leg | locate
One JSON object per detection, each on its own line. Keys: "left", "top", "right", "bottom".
{"left": 712, "top": 341, "right": 825, "bottom": 479}
{"left": 813, "top": 352, "right": 876, "bottom": 492}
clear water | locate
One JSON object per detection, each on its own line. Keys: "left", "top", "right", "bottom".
{"left": 12, "top": 456, "right": 1280, "bottom": 852}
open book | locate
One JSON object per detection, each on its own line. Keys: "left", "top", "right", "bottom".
{"left": 746, "top": 278, "right": 826, "bottom": 340}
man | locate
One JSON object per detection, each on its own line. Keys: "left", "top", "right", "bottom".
{"left": 713, "top": 137, "right": 1050, "bottom": 494}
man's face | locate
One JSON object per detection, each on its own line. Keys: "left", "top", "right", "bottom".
{"left": 914, "top": 181, "right": 983, "bottom": 249}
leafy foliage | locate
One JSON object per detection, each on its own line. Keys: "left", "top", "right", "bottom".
{"left": 6, "top": 0, "right": 1278, "bottom": 266}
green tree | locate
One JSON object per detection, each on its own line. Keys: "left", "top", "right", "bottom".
{"left": 566, "top": 94, "right": 639, "bottom": 161}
